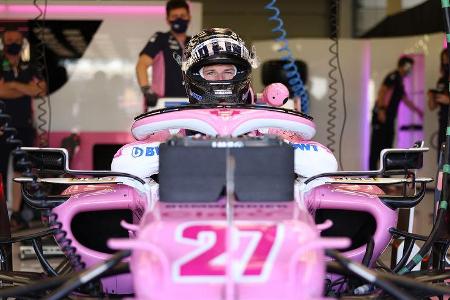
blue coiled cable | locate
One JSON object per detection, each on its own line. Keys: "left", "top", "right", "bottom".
{"left": 265, "top": 0, "right": 309, "bottom": 113}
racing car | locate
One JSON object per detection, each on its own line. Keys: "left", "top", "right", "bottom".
{"left": 0, "top": 100, "right": 447, "bottom": 300}
{"left": 0, "top": 26, "right": 448, "bottom": 299}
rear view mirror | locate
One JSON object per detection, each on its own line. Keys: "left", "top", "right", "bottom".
{"left": 380, "top": 141, "right": 425, "bottom": 172}
{"left": 383, "top": 151, "right": 423, "bottom": 171}
{"left": 20, "top": 147, "right": 69, "bottom": 172}
{"left": 17, "top": 147, "right": 146, "bottom": 184}
{"left": 304, "top": 141, "right": 429, "bottom": 185}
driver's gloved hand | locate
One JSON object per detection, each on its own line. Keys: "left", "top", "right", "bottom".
{"left": 141, "top": 85, "right": 158, "bottom": 107}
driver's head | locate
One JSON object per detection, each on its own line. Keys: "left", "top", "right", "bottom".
{"left": 200, "top": 64, "right": 237, "bottom": 81}
{"left": 182, "top": 28, "right": 258, "bottom": 104}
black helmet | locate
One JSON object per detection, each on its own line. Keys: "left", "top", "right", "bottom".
{"left": 182, "top": 28, "right": 258, "bottom": 104}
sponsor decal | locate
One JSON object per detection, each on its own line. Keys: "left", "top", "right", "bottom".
{"left": 189, "top": 91, "right": 203, "bottom": 101}
{"left": 214, "top": 89, "right": 232, "bottom": 95}
{"left": 291, "top": 143, "right": 319, "bottom": 152}
{"left": 209, "top": 110, "right": 240, "bottom": 119}
{"left": 193, "top": 38, "right": 246, "bottom": 61}
{"left": 211, "top": 141, "right": 244, "bottom": 148}
{"left": 131, "top": 146, "right": 160, "bottom": 158}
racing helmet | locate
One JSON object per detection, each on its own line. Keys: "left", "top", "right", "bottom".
{"left": 182, "top": 28, "right": 258, "bottom": 104}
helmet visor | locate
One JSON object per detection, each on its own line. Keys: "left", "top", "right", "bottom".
{"left": 199, "top": 64, "right": 237, "bottom": 81}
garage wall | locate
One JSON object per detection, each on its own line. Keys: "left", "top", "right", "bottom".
{"left": 4, "top": 0, "right": 354, "bottom": 40}
{"left": 253, "top": 32, "right": 443, "bottom": 178}
{"left": 200, "top": 0, "right": 354, "bottom": 41}
{"left": 200, "top": 0, "right": 330, "bottom": 41}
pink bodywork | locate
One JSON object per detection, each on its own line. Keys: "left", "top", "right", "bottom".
{"left": 53, "top": 184, "right": 148, "bottom": 294}
{"left": 306, "top": 184, "right": 397, "bottom": 266}
{"left": 51, "top": 106, "right": 398, "bottom": 297}
{"left": 131, "top": 108, "right": 317, "bottom": 140}
{"left": 110, "top": 201, "right": 348, "bottom": 300}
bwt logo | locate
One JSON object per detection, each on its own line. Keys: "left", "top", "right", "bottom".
{"left": 131, "top": 146, "right": 160, "bottom": 158}
{"left": 291, "top": 143, "right": 319, "bottom": 152}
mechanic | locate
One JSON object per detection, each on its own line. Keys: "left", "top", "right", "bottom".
{"left": 0, "top": 26, "right": 47, "bottom": 230}
{"left": 182, "top": 27, "right": 258, "bottom": 104}
{"left": 136, "top": 0, "right": 191, "bottom": 110}
{"left": 369, "top": 56, "right": 423, "bottom": 170}
{"left": 428, "top": 49, "right": 450, "bottom": 159}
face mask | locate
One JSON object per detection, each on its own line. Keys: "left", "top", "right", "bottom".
{"left": 170, "top": 18, "right": 189, "bottom": 34}
{"left": 4, "top": 42, "right": 22, "bottom": 55}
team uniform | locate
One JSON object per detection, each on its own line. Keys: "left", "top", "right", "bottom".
{"left": 0, "top": 57, "right": 40, "bottom": 188}
{"left": 369, "top": 71, "right": 405, "bottom": 170}
{"left": 140, "top": 31, "right": 190, "bottom": 99}
{"left": 434, "top": 76, "right": 449, "bottom": 152}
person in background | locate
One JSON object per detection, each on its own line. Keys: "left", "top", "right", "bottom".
{"left": 0, "top": 27, "right": 47, "bottom": 230}
{"left": 428, "top": 49, "right": 450, "bottom": 159}
{"left": 369, "top": 56, "right": 423, "bottom": 170}
{"left": 136, "top": 0, "right": 191, "bottom": 110}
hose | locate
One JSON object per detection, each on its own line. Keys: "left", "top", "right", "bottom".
{"left": 362, "top": 237, "right": 374, "bottom": 267}
{"left": 46, "top": 211, "right": 85, "bottom": 271}
{"left": 265, "top": 0, "right": 309, "bottom": 113}
{"left": 31, "top": 237, "right": 58, "bottom": 276}
{"left": 32, "top": 0, "right": 51, "bottom": 147}
{"left": 397, "top": 207, "right": 448, "bottom": 274}
{"left": 0, "top": 263, "right": 129, "bottom": 298}
{"left": 327, "top": 0, "right": 347, "bottom": 170}
{"left": 327, "top": 249, "right": 414, "bottom": 300}
{"left": 43, "top": 250, "right": 130, "bottom": 300}
{"left": 392, "top": 237, "right": 415, "bottom": 273}
{"left": 327, "top": 260, "right": 450, "bottom": 297}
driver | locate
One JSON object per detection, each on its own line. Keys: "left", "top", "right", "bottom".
{"left": 181, "top": 28, "right": 258, "bottom": 104}
{"left": 181, "top": 28, "right": 338, "bottom": 177}
{"left": 112, "top": 28, "right": 338, "bottom": 182}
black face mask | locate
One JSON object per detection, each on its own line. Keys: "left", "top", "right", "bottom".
{"left": 4, "top": 43, "right": 22, "bottom": 55}
{"left": 170, "top": 18, "right": 189, "bottom": 34}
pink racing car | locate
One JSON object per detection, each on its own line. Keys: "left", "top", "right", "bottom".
{"left": 2, "top": 97, "right": 449, "bottom": 299}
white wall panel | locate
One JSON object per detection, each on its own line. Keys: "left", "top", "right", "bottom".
{"left": 253, "top": 33, "right": 443, "bottom": 179}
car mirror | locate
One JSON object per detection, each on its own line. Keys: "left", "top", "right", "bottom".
{"left": 20, "top": 147, "right": 69, "bottom": 171}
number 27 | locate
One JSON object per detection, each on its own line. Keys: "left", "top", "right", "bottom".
{"left": 172, "top": 223, "right": 284, "bottom": 283}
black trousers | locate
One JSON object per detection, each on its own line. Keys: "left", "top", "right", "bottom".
{"left": 0, "top": 127, "right": 36, "bottom": 199}
{"left": 438, "top": 123, "right": 446, "bottom": 157}
{"left": 369, "top": 120, "right": 395, "bottom": 170}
